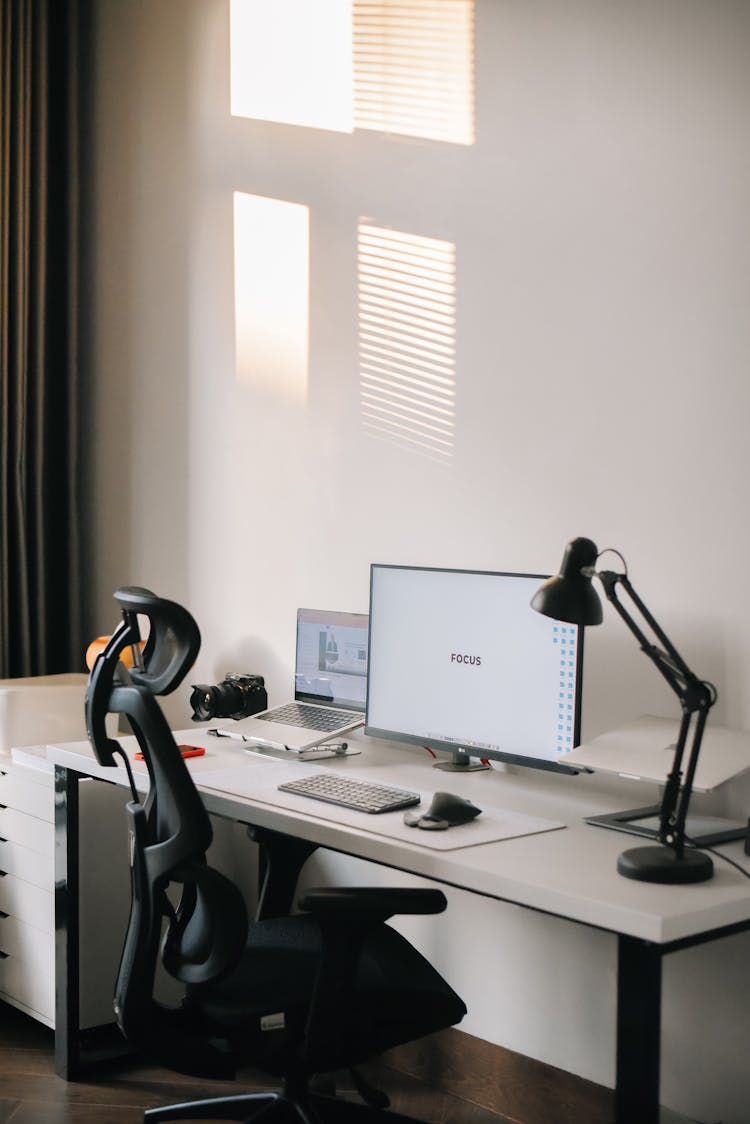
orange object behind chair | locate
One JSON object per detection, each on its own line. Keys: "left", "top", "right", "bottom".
{"left": 85, "top": 635, "right": 145, "bottom": 671}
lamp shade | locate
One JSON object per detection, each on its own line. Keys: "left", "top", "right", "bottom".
{"left": 531, "top": 537, "right": 603, "bottom": 626}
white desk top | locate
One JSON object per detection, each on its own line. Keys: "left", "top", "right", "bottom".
{"left": 47, "top": 727, "right": 750, "bottom": 947}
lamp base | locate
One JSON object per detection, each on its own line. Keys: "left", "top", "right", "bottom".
{"left": 617, "top": 845, "right": 714, "bottom": 884}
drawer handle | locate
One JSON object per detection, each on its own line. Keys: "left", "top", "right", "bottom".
{"left": 0, "top": 951, "right": 8, "bottom": 960}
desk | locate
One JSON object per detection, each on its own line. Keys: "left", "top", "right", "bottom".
{"left": 48, "top": 728, "right": 750, "bottom": 1124}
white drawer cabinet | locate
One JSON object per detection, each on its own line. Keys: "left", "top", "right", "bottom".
{"left": 0, "top": 767, "right": 53, "bottom": 822}
{"left": 0, "top": 758, "right": 56, "bottom": 1025}
{"left": 0, "top": 912, "right": 53, "bottom": 972}
{"left": 0, "top": 944, "right": 54, "bottom": 1022}
{"left": 0, "top": 806, "right": 54, "bottom": 855}
{"left": 0, "top": 839, "right": 50, "bottom": 888}
{"left": 0, "top": 754, "right": 131, "bottom": 1029}
{"left": 0, "top": 869, "right": 54, "bottom": 932}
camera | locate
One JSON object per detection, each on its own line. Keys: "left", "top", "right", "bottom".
{"left": 190, "top": 673, "right": 267, "bottom": 722}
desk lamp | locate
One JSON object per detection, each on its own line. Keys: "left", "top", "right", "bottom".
{"left": 531, "top": 537, "right": 716, "bottom": 884}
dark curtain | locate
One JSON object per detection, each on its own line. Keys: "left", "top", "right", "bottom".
{"left": 0, "top": 0, "right": 87, "bottom": 676}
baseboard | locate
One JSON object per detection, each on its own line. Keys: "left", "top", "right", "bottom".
{"left": 377, "top": 1027, "right": 614, "bottom": 1124}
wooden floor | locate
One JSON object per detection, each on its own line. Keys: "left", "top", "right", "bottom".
{"left": 0, "top": 1005, "right": 514, "bottom": 1124}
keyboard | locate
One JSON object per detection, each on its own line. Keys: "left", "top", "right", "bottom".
{"left": 258, "top": 703, "right": 359, "bottom": 732}
{"left": 278, "top": 773, "right": 421, "bottom": 814}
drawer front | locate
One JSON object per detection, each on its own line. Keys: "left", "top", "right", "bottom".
{"left": 0, "top": 952, "right": 53, "bottom": 1021}
{"left": 0, "top": 913, "right": 53, "bottom": 975}
{"left": 0, "top": 839, "right": 51, "bottom": 889}
{"left": 0, "top": 767, "right": 53, "bottom": 822}
{"left": 0, "top": 872, "right": 53, "bottom": 932}
{"left": 0, "top": 806, "right": 54, "bottom": 856}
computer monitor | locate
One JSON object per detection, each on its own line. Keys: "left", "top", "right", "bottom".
{"left": 365, "top": 564, "right": 583, "bottom": 773}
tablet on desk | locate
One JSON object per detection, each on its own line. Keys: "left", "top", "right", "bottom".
{"left": 585, "top": 805, "right": 748, "bottom": 847}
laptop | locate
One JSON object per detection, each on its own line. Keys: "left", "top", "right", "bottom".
{"left": 226, "top": 608, "right": 368, "bottom": 752}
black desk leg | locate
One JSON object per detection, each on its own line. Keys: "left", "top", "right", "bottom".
{"left": 616, "top": 934, "right": 662, "bottom": 1124}
{"left": 54, "top": 764, "right": 81, "bottom": 1079}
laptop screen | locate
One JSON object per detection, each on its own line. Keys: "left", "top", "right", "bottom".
{"left": 294, "top": 608, "right": 369, "bottom": 711}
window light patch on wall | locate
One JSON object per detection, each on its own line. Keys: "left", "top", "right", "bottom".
{"left": 358, "top": 223, "right": 456, "bottom": 461}
{"left": 230, "top": 0, "right": 354, "bottom": 132}
{"left": 230, "top": 0, "right": 475, "bottom": 146}
{"left": 353, "top": 1, "right": 475, "bottom": 145}
{"left": 234, "top": 192, "right": 310, "bottom": 403}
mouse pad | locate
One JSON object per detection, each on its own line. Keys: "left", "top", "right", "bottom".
{"left": 196, "top": 762, "right": 565, "bottom": 850}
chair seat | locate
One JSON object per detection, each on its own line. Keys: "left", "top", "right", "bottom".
{"left": 187, "top": 913, "right": 466, "bottom": 1073}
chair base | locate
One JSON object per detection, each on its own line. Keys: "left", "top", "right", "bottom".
{"left": 144, "top": 1088, "right": 428, "bottom": 1123}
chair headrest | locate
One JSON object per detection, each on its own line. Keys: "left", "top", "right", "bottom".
{"left": 86, "top": 587, "right": 201, "bottom": 766}
{"left": 112, "top": 586, "right": 201, "bottom": 696}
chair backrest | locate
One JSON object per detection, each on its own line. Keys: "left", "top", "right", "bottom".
{"left": 86, "top": 587, "right": 248, "bottom": 1077}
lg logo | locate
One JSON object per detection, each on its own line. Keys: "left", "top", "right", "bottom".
{"left": 450, "top": 652, "right": 482, "bottom": 666}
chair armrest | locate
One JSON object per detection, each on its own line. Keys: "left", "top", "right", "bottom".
{"left": 247, "top": 826, "right": 319, "bottom": 920}
{"left": 298, "top": 886, "right": 447, "bottom": 1059}
{"left": 298, "top": 886, "right": 447, "bottom": 922}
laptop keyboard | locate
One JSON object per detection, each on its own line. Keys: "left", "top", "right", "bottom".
{"left": 258, "top": 702, "right": 357, "bottom": 732}
{"left": 278, "top": 773, "right": 421, "bottom": 814}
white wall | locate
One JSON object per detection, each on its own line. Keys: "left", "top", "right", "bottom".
{"left": 84, "top": 3, "right": 750, "bottom": 1120}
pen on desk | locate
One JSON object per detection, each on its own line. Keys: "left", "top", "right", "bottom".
{"left": 207, "top": 727, "right": 251, "bottom": 742}
{"left": 207, "top": 727, "right": 291, "bottom": 752}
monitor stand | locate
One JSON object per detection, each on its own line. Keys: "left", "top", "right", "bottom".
{"left": 433, "top": 748, "right": 490, "bottom": 772}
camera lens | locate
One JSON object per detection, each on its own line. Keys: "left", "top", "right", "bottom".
{"left": 190, "top": 682, "right": 245, "bottom": 721}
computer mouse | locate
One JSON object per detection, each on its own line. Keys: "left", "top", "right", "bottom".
{"left": 404, "top": 791, "right": 482, "bottom": 831}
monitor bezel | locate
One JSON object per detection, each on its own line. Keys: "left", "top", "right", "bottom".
{"left": 364, "top": 563, "right": 584, "bottom": 775}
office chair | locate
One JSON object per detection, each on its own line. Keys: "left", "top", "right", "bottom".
{"left": 85, "top": 587, "right": 467, "bottom": 1123}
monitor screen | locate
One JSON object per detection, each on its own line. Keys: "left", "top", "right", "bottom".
{"left": 365, "top": 565, "right": 583, "bottom": 773}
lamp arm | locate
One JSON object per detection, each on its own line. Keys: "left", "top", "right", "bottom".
{"left": 597, "top": 571, "right": 715, "bottom": 857}
{"left": 598, "top": 571, "right": 698, "bottom": 698}
{"left": 670, "top": 707, "right": 710, "bottom": 852}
